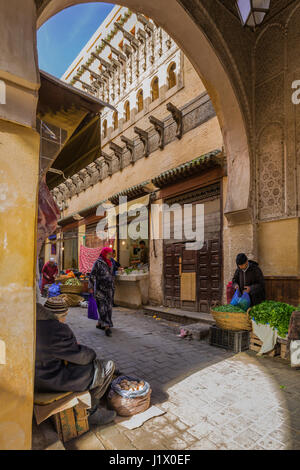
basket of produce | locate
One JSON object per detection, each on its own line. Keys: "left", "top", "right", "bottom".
{"left": 211, "top": 305, "right": 252, "bottom": 331}
{"left": 60, "top": 277, "right": 82, "bottom": 294}
{"left": 251, "top": 301, "right": 295, "bottom": 338}
{"left": 55, "top": 275, "right": 69, "bottom": 284}
{"left": 108, "top": 376, "right": 151, "bottom": 417}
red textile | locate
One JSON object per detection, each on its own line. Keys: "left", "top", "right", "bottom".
{"left": 226, "top": 281, "right": 235, "bottom": 304}
{"left": 100, "top": 247, "right": 113, "bottom": 267}
{"left": 41, "top": 262, "right": 58, "bottom": 289}
{"left": 37, "top": 179, "right": 60, "bottom": 256}
{"left": 79, "top": 245, "right": 102, "bottom": 274}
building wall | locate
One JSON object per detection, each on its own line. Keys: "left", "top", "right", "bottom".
{"left": 60, "top": 115, "right": 222, "bottom": 217}
{"left": 258, "top": 219, "right": 300, "bottom": 277}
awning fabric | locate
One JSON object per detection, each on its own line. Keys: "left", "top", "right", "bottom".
{"left": 38, "top": 70, "right": 114, "bottom": 189}
{"left": 46, "top": 115, "right": 101, "bottom": 189}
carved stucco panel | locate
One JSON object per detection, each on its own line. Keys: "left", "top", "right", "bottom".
{"left": 257, "top": 123, "right": 285, "bottom": 220}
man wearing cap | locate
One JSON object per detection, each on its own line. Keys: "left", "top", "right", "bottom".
{"left": 35, "top": 297, "right": 116, "bottom": 426}
{"left": 41, "top": 257, "right": 58, "bottom": 293}
{"left": 232, "top": 253, "right": 266, "bottom": 307}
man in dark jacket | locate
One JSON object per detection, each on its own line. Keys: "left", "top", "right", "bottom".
{"left": 232, "top": 253, "right": 266, "bottom": 307}
{"left": 35, "top": 297, "right": 116, "bottom": 425}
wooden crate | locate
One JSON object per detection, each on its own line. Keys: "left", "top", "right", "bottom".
{"left": 52, "top": 405, "right": 89, "bottom": 443}
{"left": 250, "top": 332, "right": 280, "bottom": 357}
{"left": 278, "top": 338, "right": 289, "bottom": 361}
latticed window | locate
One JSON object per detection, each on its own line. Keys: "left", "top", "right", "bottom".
{"left": 124, "top": 101, "right": 130, "bottom": 122}
{"left": 103, "top": 119, "right": 108, "bottom": 138}
{"left": 137, "top": 89, "right": 144, "bottom": 113}
{"left": 113, "top": 112, "right": 118, "bottom": 131}
{"left": 151, "top": 76, "right": 159, "bottom": 102}
{"left": 168, "top": 62, "right": 177, "bottom": 89}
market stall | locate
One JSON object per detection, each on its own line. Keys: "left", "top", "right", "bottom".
{"left": 114, "top": 270, "right": 149, "bottom": 309}
{"left": 210, "top": 294, "right": 300, "bottom": 367}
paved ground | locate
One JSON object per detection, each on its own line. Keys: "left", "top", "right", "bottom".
{"left": 61, "top": 306, "right": 300, "bottom": 450}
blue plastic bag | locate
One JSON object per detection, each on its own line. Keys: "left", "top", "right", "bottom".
{"left": 230, "top": 290, "right": 251, "bottom": 311}
{"left": 238, "top": 292, "right": 251, "bottom": 311}
{"left": 230, "top": 290, "right": 240, "bottom": 306}
{"left": 48, "top": 283, "right": 61, "bottom": 298}
{"left": 88, "top": 294, "right": 99, "bottom": 320}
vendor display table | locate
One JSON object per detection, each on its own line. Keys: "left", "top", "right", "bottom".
{"left": 114, "top": 272, "right": 149, "bottom": 309}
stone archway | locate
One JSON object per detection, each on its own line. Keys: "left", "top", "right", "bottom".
{"left": 37, "top": 0, "right": 256, "bottom": 295}
{"left": 0, "top": 0, "right": 254, "bottom": 450}
{"left": 37, "top": 0, "right": 252, "bottom": 219}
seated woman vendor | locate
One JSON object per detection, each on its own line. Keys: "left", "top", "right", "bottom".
{"left": 35, "top": 297, "right": 116, "bottom": 426}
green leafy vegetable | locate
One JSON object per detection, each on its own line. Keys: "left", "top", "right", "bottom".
{"left": 213, "top": 305, "right": 245, "bottom": 313}
{"left": 251, "top": 301, "right": 295, "bottom": 337}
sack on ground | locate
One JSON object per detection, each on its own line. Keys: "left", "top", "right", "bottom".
{"left": 108, "top": 375, "right": 151, "bottom": 416}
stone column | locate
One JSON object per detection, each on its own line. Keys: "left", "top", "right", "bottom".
{"left": 0, "top": 0, "right": 40, "bottom": 450}
{"left": 222, "top": 177, "right": 257, "bottom": 303}
{"left": 148, "top": 200, "right": 164, "bottom": 306}
{"left": 78, "top": 224, "right": 86, "bottom": 269}
{"left": 44, "top": 238, "right": 51, "bottom": 263}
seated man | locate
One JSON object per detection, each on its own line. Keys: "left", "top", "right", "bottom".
{"left": 35, "top": 297, "right": 116, "bottom": 426}
{"left": 232, "top": 253, "right": 266, "bottom": 307}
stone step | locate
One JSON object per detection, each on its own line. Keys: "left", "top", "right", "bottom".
{"left": 143, "top": 305, "right": 215, "bottom": 326}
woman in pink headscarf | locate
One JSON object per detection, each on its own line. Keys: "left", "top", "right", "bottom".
{"left": 88, "top": 247, "right": 114, "bottom": 337}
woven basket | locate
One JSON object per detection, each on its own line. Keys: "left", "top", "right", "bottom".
{"left": 56, "top": 276, "right": 69, "bottom": 284}
{"left": 60, "top": 284, "right": 82, "bottom": 294}
{"left": 57, "top": 294, "right": 83, "bottom": 307}
{"left": 211, "top": 308, "right": 252, "bottom": 331}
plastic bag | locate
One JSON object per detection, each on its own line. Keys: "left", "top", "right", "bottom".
{"left": 108, "top": 389, "right": 152, "bottom": 417}
{"left": 230, "top": 290, "right": 240, "bottom": 306}
{"left": 231, "top": 290, "right": 251, "bottom": 311}
{"left": 238, "top": 292, "right": 251, "bottom": 311}
{"left": 110, "top": 376, "right": 150, "bottom": 399}
{"left": 108, "top": 376, "right": 151, "bottom": 417}
{"left": 88, "top": 294, "right": 99, "bottom": 320}
{"left": 48, "top": 283, "right": 61, "bottom": 298}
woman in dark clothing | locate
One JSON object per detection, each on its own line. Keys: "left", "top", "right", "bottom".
{"left": 89, "top": 247, "right": 114, "bottom": 337}
{"left": 232, "top": 253, "right": 266, "bottom": 307}
{"left": 35, "top": 297, "right": 116, "bottom": 425}
{"left": 111, "top": 249, "right": 120, "bottom": 307}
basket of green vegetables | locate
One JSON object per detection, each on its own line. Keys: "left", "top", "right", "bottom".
{"left": 211, "top": 304, "right": 252, "bottom": 331}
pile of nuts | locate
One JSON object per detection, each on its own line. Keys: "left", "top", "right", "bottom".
{"left": 117, "top": 379, "right": 145, "bottom": 392}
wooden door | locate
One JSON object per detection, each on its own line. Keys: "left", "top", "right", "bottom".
{"left": 198, "top": 239, "right": 222, "bottom": 313}
{"left": 164, "top": 243, "right": 183, "bottom": 308}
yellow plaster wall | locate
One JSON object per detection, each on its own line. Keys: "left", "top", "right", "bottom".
{"left": 0, "top": 120, "right": 39, "bottom": 450}
{"left": 258, "top": 219, "right": 300, "bottom": 277}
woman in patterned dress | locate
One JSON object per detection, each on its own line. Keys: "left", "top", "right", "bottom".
{"left": 89, "top": 247, "right": 114, "bottom": 337}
